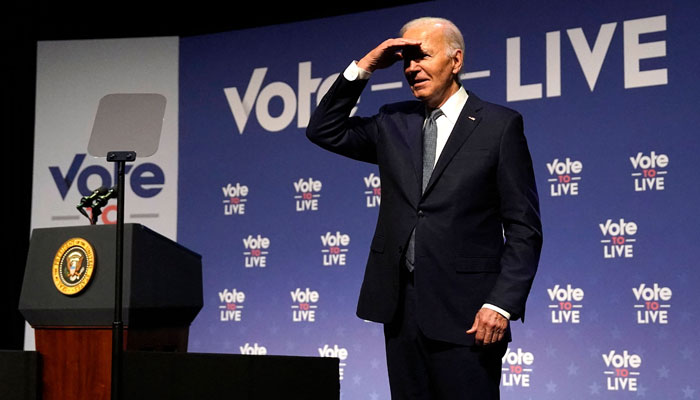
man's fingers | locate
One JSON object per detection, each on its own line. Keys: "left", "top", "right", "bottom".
{"left": 465, "top": 318, "right": 478, "bottom": 334}
{"left": 474, "top": 321, "right": 486, "bottom": 345}
{"left": 358, "top": 38, "right": 423, "bottom": 72}
{"left": 383, "top": 38, "right": 422, "bottom": 49}
{"left": 467, "top": 308, "right": 509, "bottom": 345}
{"left": 466, "top": 316, "right": 484, "bottom": 344}
{"left": 496, "top": 331, "right": 504, "bottom": 343}
{"left": 482, "top": 324, "right": 501, "bottom": 345}
{"left": 486, "top": 328, "right": 500, "bottom": 345}
{"left": 481, "top": 325, "right": 496, "bottom": 345}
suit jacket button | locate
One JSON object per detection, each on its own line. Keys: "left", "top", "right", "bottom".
{"left": 418, "top": 210, "right": 424, "bottom": 217}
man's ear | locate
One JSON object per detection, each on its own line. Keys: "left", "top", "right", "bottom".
{"left": 452, "top": 48, "right": 464, "bottom": 75}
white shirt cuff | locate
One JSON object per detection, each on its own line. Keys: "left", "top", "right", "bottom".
{"left": 482, "top": 303, "right": 511, "bottom": 320}
{"left": 343, "top": 61, "right": 372, "bottom": 81}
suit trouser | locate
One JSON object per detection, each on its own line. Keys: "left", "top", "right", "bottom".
{"left": 384, "top": 266, "right": 506, "bottom": 400}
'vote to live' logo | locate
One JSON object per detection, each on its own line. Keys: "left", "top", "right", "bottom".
{"left": 222, "top": 183, "right": 248, "bottom": 215}
{"left": 218, "top": 288, "right": 245, "bottom": 322}
{"left": 600, "top": 218, "right": 637, "bottom": 259}
{"left": 243, "top": 234, "right": 269, "bottom": 268}
{"left": 318, "top": 344, "right": 348, "bottom": 381}
{"left": 364, "top": 173, "right": 381, "bottom": 207}
{"left": 547, "top": 284, "right": 583, "bottom": 324}
{"left": 633, "top": 283, "right": 671, "bottom": 324}
{"left": 294, "top": 177, "right": 322, "bottom": 212}
{"left": 321, "top": 231, "right": 350, "bottom": 266}
{"left": 291, "top": 288, "right": 319, "bottom": 322}
{"left": 546, "top": 157, "right": 582, "bottom": 196}
{"left": 239, "top": 342, "right": 267, "bottom": 355}
{"left": 603, "top": 350, "right": 641, "bottom": 392}
{"left": 501, "top": 348, "right": 534, "bottom": 387}
{"left": 630, "top": 151, "right": 668, "bottom": 191}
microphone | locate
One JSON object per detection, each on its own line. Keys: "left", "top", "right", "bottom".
{"left": 91, "top": 186, "right": 118, "bottom": 209}
{"left": 77, "top": 186, "right": 108, "bottom": 209}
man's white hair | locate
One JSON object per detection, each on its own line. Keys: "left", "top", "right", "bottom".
{"left": 399, "top": 17, "right": 465, "bottom": 57}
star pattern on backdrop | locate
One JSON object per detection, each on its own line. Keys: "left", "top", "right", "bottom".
{"left": 567, "top": 362, "right": 579, "bottom": 376}
{"left": 656, "top": 365, "right": 670, "bottom": 379}
{"left": 682, "top": 385, "right": 696, "bottom": 399}
{"left": 680, "top": 346, "right": 694, "bottom": 361}
{"left": 588, "top": 346, "right": 601, "bottom": 359}
{"left": 635, "top": 384, "right": 647, "bottom": 397}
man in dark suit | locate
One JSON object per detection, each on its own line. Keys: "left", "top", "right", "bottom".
{"left": 306, "top": 17, "right": 542, "bottom": 399}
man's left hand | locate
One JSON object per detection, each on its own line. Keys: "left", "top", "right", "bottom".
{"left": 466, "top": 308, "right": 508, "bottom": 345}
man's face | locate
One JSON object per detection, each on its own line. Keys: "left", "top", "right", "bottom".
{"left": 401, "top": 24, "right": 463, "bottom": 108}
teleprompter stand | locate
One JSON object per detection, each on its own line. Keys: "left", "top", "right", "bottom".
{"left": 87, "top": 94, "right": 167, "bottom": 400}
{"left": 107, "top": 151, "right": 133, "bottom": 400}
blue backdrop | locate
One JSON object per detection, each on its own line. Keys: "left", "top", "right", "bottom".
{"left": 178, "top": 1, "right": 700, "bottom": 398}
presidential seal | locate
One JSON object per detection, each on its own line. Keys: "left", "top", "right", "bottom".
{"left": 52, "top": 238, "right": 95, "bottom": 295}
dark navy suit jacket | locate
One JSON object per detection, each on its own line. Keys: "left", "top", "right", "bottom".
{"left": 307, "top": 74, "right": 542, "bottom": 345}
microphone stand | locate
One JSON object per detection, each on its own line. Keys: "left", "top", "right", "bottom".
{"left": 107, "top": 151, "right": 135, "bottom": 400}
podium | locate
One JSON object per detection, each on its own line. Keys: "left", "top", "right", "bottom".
{"left": 19, "top": 224, "right": 202, "bottom": 400}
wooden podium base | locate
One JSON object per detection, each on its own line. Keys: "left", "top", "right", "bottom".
{"left": 35, "top": 326, "right": 188, "bottom": 400}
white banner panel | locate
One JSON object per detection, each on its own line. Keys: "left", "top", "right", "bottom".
{"left": 27, "top": 36, "right": 179, "bottom": 349}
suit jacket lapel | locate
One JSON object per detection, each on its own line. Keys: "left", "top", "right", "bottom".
{"left": 423, "top": 91, "right": 483, "bottom": 196}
